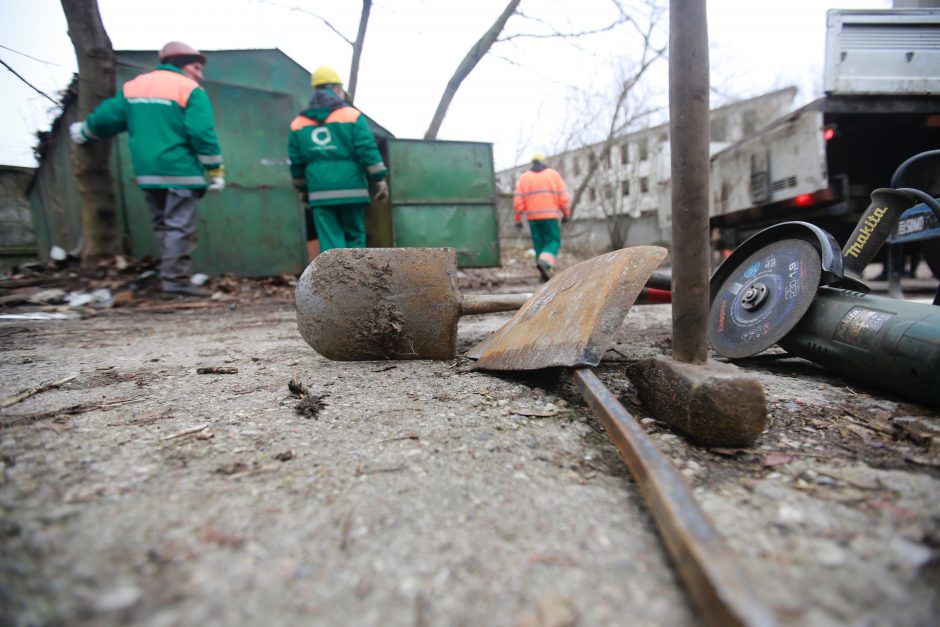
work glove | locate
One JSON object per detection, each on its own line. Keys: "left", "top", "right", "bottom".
{"left": 374, "top": 179, "right": 389, "bottom": 201}
{"left": 562, "top": 216, "right": 570, "bottom": 224}
{"left": 207, "top": 177, "right": 225, "bottom": 192}
{"left": 69, "top": 121, "right": 88, "bottom": 144}
{"left": 514, "top": 222, "right": 523, "bottom": 231}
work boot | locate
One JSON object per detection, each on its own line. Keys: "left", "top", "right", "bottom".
{"left": 162, "top": 283, "right": 211, "bottom": 298}
{"left": 537, "top": 262, "right": 553, "bottom": 283}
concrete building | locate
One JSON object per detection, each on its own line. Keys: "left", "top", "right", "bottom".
{"left": 496, "top": 87, "right": 797, "bottom": 253}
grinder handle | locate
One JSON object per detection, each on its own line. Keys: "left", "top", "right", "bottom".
{"left": 840, "top": 188, "right": 917, "bottom": 283}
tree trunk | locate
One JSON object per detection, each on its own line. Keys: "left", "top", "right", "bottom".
{"left": 61, "top": 0, "right": 122, "bottom": 263}
{"left": 424, "top": 0, "right": 521, "bottom": 139}
{"left": 346, "top": 0, "right": 372, "bottom": 104}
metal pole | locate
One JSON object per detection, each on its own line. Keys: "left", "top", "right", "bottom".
{"left": 669, "top": 0, "right": 711, "bottom": 363}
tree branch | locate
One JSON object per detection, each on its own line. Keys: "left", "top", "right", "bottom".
{"left": 347, "top": 0, "right": 372, "bottom": 103}
{"left": 425, "top": 0, "right": 522, "bottom": 139}
{"left": 252, "top": 0, "right": 354, "bottom": 46}
{"left": 0, "top": 57, "right": 60, "bottom": 106}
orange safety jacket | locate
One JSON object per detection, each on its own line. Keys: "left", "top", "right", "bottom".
{"left": 513, "top": 167, "right": 570, "bottom": 222}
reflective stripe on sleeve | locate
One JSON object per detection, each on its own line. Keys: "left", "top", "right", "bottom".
{"left": 198, "top": 154, "right": 223, "bottom": 165}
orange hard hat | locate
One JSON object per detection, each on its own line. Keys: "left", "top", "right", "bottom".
{"left": 159, "top": 41, "right": 206, "bottom": 64}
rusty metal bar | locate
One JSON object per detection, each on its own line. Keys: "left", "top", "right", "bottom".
{"left": 571, "top": 367, "right": 778, "bottom": 627}
{"left": 669, "top": 0, "right": 711, "bottom": 363}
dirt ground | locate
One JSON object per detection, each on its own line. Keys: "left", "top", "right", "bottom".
{"left": 1, "top": 247, "right": 938, "bottom": 627}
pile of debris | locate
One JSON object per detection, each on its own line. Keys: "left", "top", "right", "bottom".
{"left": 0, "top": 253, "right": 296, "bottom": 320}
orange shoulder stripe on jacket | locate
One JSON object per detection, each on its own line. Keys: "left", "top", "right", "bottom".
{"left": 290, "top": 115, "right": 318, "bottom": 131}
{"left": 123, "top": 70, "right": 198, "bottom": 107}
{"left": 325, "top": 107, "right": 361, "bottom": 124}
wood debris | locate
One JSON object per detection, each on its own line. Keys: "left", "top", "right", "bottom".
{"left": 1, "top": 374, "right": 77, "bottom": 409}
{"left": 196, "top": 367, "right": 238, "bottom": 375}
{"left": 161, "top": 424, "right": 209, "bottom": 441}
{"left": 0, "top": 394, "right": 150, "bottom": 429}
{"left": 288, "top": 376, "right": 328, "bottom": 418}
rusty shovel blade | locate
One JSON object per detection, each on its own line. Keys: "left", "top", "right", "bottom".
{"left": 467, "top": 246, "right": 669, "bottom": 370}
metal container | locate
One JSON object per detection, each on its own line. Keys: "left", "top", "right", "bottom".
{"left": 385, "top": 139, "right": 501, "bottom": 268}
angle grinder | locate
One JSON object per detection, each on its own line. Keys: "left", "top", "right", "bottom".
{"left": 709, "top": 189, "right": 940, "bottom": 406}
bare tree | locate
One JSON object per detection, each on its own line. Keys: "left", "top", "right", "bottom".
{"left": 347, "top": 0, "right": 372, "bottom": 102}
{"left": 562, "top": 2, "right": 667, "bottom": 219}
{"left": 425, "top": 0, "right": 522, "bottom": 139}
{"left": 428, "top": 0, "right": 639, "bottom": 141}
{"left": 61, "top": 0, "right": 122, "bottom": 263}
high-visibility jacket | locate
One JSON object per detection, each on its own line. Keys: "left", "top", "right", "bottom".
{"left": 288, "top": 89, "right": 387, "bottom": 208}
{"left": 513, "top": 166, "right": 570, "bottom": 222}
{"left": 81, "top": 64, "right": 223, "bottom": 189}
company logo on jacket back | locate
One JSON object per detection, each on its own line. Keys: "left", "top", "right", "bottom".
{"left": 311, "top": 127, "right": 337, "bottom": 149}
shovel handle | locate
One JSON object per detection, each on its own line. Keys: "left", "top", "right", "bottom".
{"left": 646, "top": 270, "right": 672, "bottom": 291}
{"left": 461, "top": 286, "right": 671, "bottom": 316}
{"left": 460, "top": 293, "right": 532, "bottom": 316}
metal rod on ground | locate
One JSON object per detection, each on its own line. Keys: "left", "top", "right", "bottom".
{"left": 571, "top": 368, "right": 778, "bottom": 627}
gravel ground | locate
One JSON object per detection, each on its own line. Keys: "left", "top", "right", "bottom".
{"left": 0, "top": 253, "right": 938, "bottom": 627}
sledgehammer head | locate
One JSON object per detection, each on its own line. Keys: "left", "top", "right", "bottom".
{"left": 625, "top": 355, "right": 767, "bottom": 447}
{"left": 296, "top": 248, "right": 462, "bottom": 360}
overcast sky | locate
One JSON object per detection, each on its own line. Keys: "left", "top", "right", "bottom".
{"left": 0, "top": 0, "right": 893, "bottom": 171}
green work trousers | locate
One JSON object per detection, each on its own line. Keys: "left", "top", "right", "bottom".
{"left": 313, "top": 203, "right": 368, "bottom": 252}
{"left": 528, "top": 219, "right": 561, "bottom": 269}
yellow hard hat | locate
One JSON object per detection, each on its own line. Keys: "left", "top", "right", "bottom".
{"left": 311, "top": 66, "right": 343, "bottom": 87}
{"left": 532, "top": 152, "right": 546, "bottom": 162}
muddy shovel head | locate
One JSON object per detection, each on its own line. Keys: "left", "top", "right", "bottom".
{"left": 296, "top": 248, "right": 462, "bottom": 360}
{"left": 468, "top": 246, "right": 668, "bottom": 370}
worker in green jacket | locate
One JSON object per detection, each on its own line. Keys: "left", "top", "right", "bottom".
{"left": 70, "top": 41, "right": 224, "bottom": 297}
{"left": 288, "top": 66, "right": 388, "bottom": 252}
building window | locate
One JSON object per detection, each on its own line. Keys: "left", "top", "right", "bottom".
{"left": 604, "top": 185, "right": 613, "bottom": 200}
{"left": 639, "top": 138, "right": 649, "bottom": 162}
{"left": 589, "top": 187, "right": 596, "bottom": 202}
{"left": 742, "top": 109, "right": 758, "bottom": 136}
{"left": 603, "top": 147, "right": 611, "bottom": 167}
{"left": 620, "top": 143, "right": 629, "bottom": 164}
{"left": 621, "top": 180, "right": 630, "bottom": 196}
{"left": 572, "top": 157, "right": 581, "bottom": 177}
{"left": 640, "top": 177, "right": 649, "bottom": 193}
{"left": 710, "top": 117, "right": 728, "bottom": 143}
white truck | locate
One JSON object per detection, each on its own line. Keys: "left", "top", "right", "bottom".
{"left": 709, "top": 8, "right": 940, "bottom": 277}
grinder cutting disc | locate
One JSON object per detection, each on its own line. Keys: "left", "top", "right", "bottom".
{"left": 709, "top": 238, "right": 822, "bottom": 358}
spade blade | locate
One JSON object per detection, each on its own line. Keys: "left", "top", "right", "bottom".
{"left": 468, "top": 246, "right": 668, "bottom": 370}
